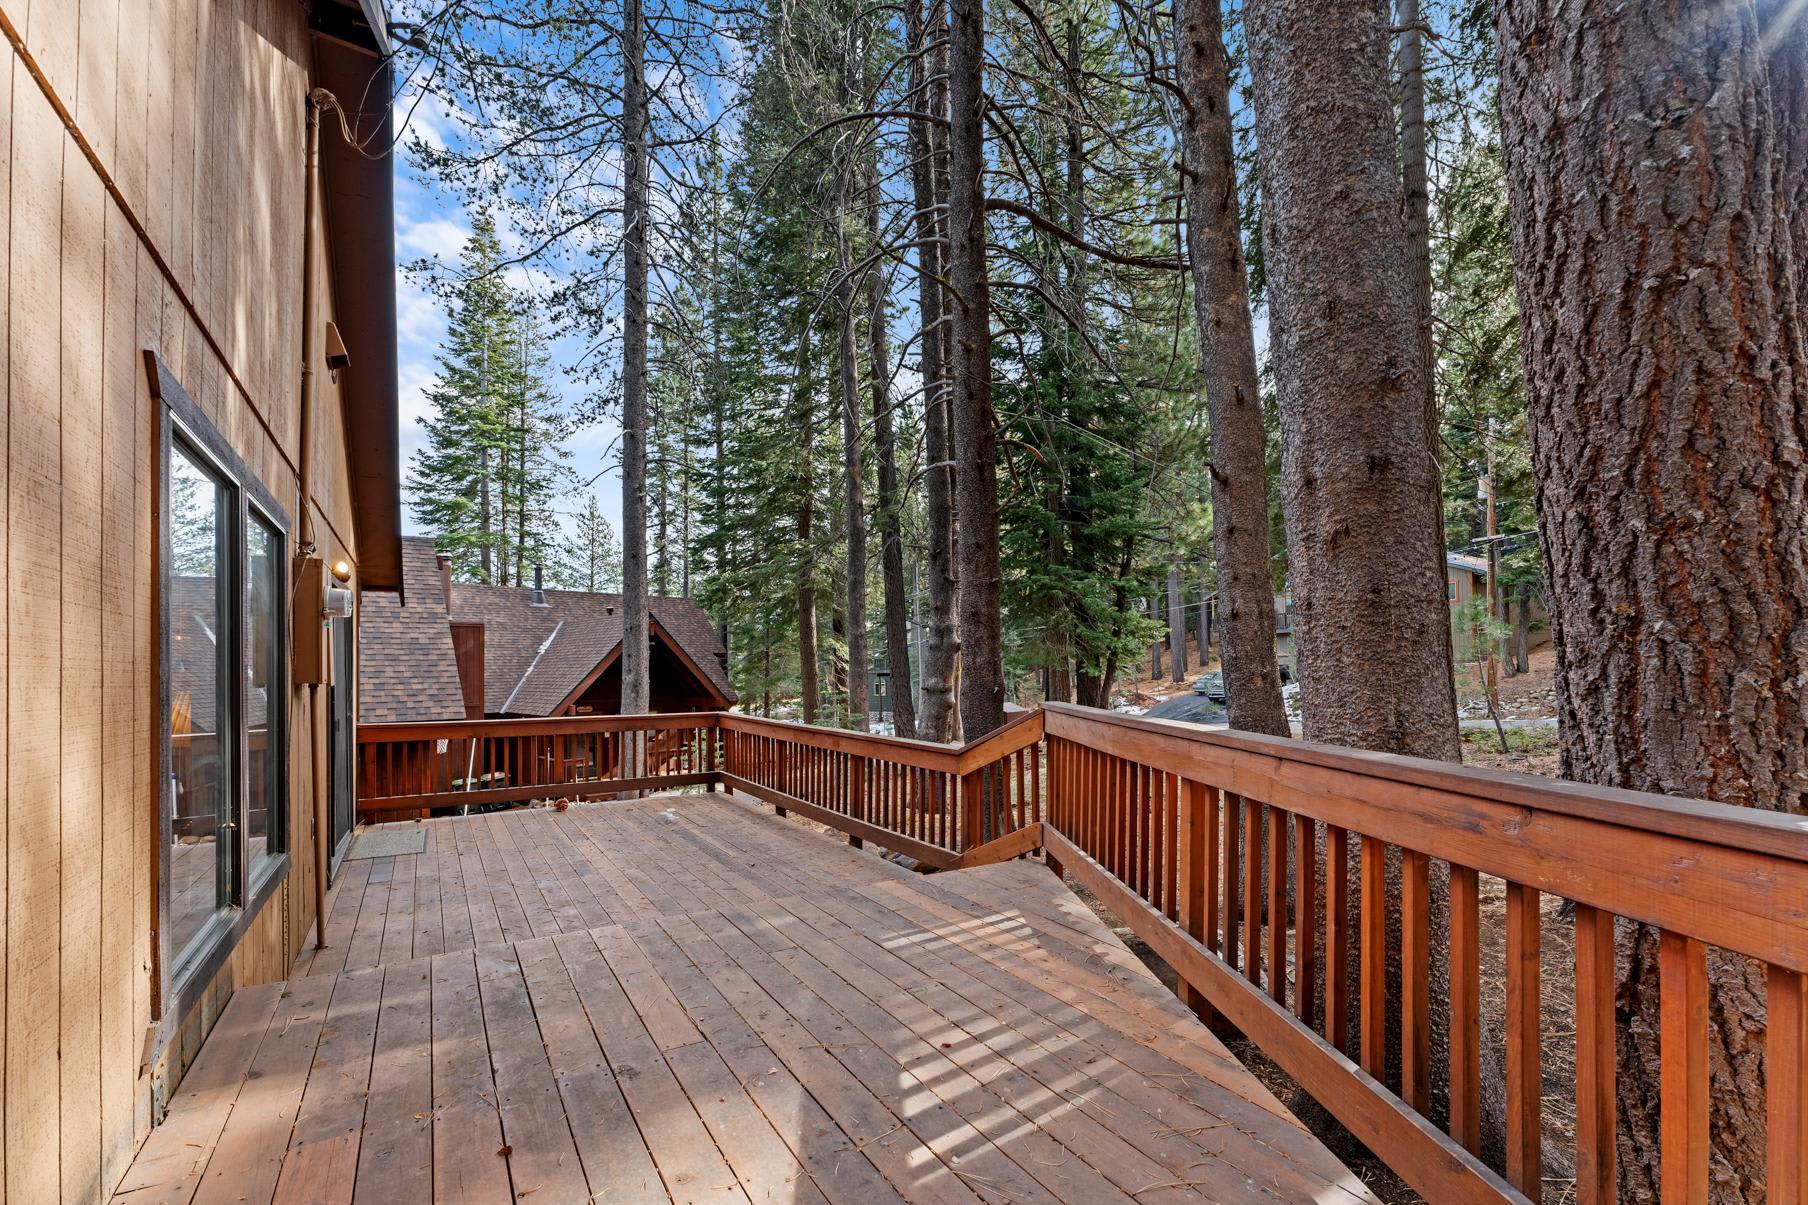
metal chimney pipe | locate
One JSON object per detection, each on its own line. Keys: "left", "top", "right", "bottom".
{"left": 532, "top": 563, "right": 546, "bottom": 605}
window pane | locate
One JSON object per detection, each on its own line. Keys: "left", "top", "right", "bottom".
{"left": 168, "top": 443, "right": 232, "bottom": 965}
{"left": 245, "top": 514, "right": 283, "bottom": 871}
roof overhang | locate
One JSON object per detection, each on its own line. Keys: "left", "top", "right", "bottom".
{"left": 311, "top": 0, "right": 403, "bottom": 591}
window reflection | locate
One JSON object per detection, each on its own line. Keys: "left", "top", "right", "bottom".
{"left": 167, "top": 444, "right": 232, "bottom": 965}
{"left": 245, "top": 514, "right": 282, "bottom": 872}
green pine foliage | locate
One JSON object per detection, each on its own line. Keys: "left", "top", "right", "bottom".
{"left": 408, "top": 212, "right": 571, "bottom": 585}
{"left": 553, "top": 495, "right": 622, "bottom": 592}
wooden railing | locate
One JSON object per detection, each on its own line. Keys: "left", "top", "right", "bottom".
{"left": 717, "top": 709, "right": 1042, "bottom": 867}
{"left": 355, "top": 701, "right": 1808, "bottom": 1203}
{"left": 357, "top": 713, "right": 720, "bottom": 818}
{"left": 1037, "top": 702, "right": 1808, "bottom": 1205}
{"left": 356, "top": 710, "right": 1044, "bottom": 868}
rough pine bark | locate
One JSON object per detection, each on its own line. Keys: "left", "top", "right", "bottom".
{"left": 946, "top": 0, "right": 1005, "bottom": 737}
{"left": 1173, "top": 0, "right": 1290, "bottom": 736}
{"left": 1496, "top": 4, "right": 1808, "bottom": 1197}
{"left": 869, "top": 182, "right": 917, "bottom": 738}
{"left": 907, "top": 0, "right": 960, "bottom": 741}
{"left": 620, "top": 0, "right": 651, "bottom": 745}
{"left": 1245, "top": 0, "right": 1458, "bottom": 760}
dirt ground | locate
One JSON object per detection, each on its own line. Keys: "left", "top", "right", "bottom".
{"left": 1456, "top": 643, "right": 1560, "bottom": 721}
{"left": 1107, "top": 659, "right": 1219, "bottom": 711}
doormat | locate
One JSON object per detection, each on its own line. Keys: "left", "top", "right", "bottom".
{"left": 346, "top": 828, "right": 428, "bottom": 860}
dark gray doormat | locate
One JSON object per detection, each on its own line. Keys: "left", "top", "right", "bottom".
{"left": 346, "top": 828, "right": 428, "bottom": 859}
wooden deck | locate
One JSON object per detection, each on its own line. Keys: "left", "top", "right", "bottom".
{"left": 114, "top": 793, "right": 1376, "bottom": 1203}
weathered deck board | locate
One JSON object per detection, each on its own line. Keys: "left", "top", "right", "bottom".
{"left": 112, "top": 793, "right": 1377, "bottom": 1204}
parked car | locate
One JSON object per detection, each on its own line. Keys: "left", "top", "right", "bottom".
{"left": 1192, "top": 672, "right": 1226, "bottom": 702}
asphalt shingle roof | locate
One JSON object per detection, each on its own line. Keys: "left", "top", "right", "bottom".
{"left": 358, "top": 537, "right": 467, "bottom": 723}
{"left": 448, "top": 581, "right": 735, "bottom": 715}
{"left": 357, "top": 535, "right": 735, "bottom": 722}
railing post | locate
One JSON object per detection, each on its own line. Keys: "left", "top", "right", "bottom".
{"left": 707, "top": 716, "right": 722, "bottom": 792}
{"left": 960, "top": 768, "right": 985, "bottom": 852}
{"left": 1044, "top": 737, "right": 1065, "bottom": 880}
{"left": 1177, "top": 778, "right": 1214, "bottom": 1026}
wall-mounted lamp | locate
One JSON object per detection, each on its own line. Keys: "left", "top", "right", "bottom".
{"left": 331, "top": 559, "right": 352, "bottom": 583}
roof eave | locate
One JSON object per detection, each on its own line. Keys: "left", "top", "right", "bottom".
{"left": 311, "top": 15, "right": 403, "bottom": 591}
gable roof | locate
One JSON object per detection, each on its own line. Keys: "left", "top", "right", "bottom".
{"left": 358, "top": 537, "right": 466, "bottom": 723}
{"left": 448, "top": 581, "right": 736, "bottom": 716}
{"left": 1446, "top": 551, "right": 1489, "bottom": 577}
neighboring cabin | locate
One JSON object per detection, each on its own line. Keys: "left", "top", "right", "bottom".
{"left": 1271, "top": 552, "right": 1548, "bottom": 677}
{"left": 0, "top": 1, "right": 403, "bottom": 1201}
{"left": 362, "top": 536, "right": 735, "bottom": 724}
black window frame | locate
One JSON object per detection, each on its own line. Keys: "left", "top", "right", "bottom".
{"left": 153, "top": 355, "right": 291, "bottom": 1020}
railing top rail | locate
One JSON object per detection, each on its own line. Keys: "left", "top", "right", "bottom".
{"left": 358, "top": 712, "right": 719, "bottom": 742}
{"left": 1042, "top": 701, "right": 1808, "bottom": 865}
{"left": 953, "top": 708, "right": 1045, "bottom": 774}
{"left": 717, "top": 711, "right": 968, "bottom": 770}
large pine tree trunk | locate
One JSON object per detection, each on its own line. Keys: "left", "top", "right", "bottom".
{"left": 1246, "top": 0, "right": 1460, "bottom": 1130}
{"left": 869, "top": 186, "right": 917, "bottom": 739}
{"left": 837, "top": 180, "right": 870, "bottom": 732}
{"left": 907, "top": 0, "right": 960, "bottom": 741}
{"left": 1397, "top": 0, "right": 1438, "bottom": 446}
{"left": 946, "top": 0, "right": 1003, "bottom": 737}
{"left": 793, "top": 321, "right": 821, "bottom": 726}
{"left": 1173, "top": 0, "right": 1289, "bottom": 737}
{"left": 1167, "top": 566, "right": 1187, "bottom": 681}
{"left": 620, "top": 0, "right": 651, "bottom": 749}
{"left": 1496, "top": 4, "right": 1808, "bottom": 1197}
{"left": 1245, "top": 0, "right": 1457, "bottom": 760}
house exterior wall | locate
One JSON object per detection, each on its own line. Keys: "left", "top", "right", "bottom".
{"left": 0, "top": 4, "right": 368, "bottom": 1200}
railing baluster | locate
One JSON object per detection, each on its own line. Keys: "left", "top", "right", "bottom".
{"left": 1204, "top": 785, "right": 1222, "bottom": 962}
{"left": 1659, "top": 930, "right": 1707, "bottom": 1205}
{"left": 1506, "top": 881, "right": 1543, "bottom": 1202}
{"left": 1179, "top": 778, "right": 1211, "bottom": 1022}
{"left": 1449, "top": 864, "right": 1482, "bottom": 1154}
{"left": 1223, "top": 794, "right": 1242, "bottom": 973}
{"left": 1292, "top": 812, "right": 1316, "bottom": 1028}
{"left": 1574, "top": 903, "right": 1616, "bottom": 1202}
{"left": 1768, "top": 966, "right": 1808, "bottom": 1205}
{"left": 1266, "top": 804, "right": 1286, "bottom": 1004}
{"left": 1136, "top": 765, "right": 1151, "bottom": 904}
{"left": 1323, "top": 821, "right": 1352, "bottom": 1049}
{"left": 1244, "top": 795, "right": 1263, "bottom": 989}
{"left": 1359, "top": 835, "right": 1386, "bottom": 1080}
{"left": 1401, "top": 849, "right": 1431, "bottom": 1112}
{"left": 1164, "top": 773, "right": 1180, "bottom": 921}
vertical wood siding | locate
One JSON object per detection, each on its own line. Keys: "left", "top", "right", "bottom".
{"left": 0, "top": 1, "right": 366, "bottom": 1199}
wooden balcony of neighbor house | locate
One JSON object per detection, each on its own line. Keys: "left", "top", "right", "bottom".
{"left": 114, "top": 707, "right": 1808, "bottom": 1204}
